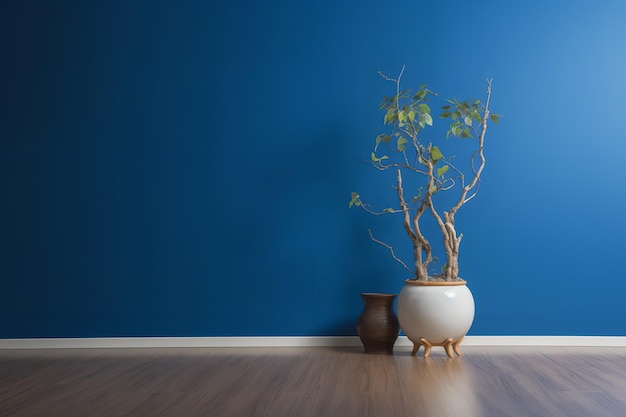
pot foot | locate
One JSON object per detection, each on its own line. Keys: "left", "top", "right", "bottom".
{"left": 410, "top": 336, "right": 465, "bottom": 358}
{"left": 452, "top": 336, "right": 465, "bottom": 356}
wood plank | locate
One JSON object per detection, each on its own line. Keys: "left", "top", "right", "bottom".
{"left": 0, "top": 346, "right": 625, "bottom": 417}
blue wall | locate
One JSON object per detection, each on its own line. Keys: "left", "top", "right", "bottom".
{"left": 1, "top": 0, "right": 625, "bottom": 338}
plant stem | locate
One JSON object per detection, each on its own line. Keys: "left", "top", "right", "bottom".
{"left": 396, "top": 169, "right": 430, "bottom": 280}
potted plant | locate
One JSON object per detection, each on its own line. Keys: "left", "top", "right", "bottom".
{"left": 350, "top": 66, "right": 500, "bottom": 357}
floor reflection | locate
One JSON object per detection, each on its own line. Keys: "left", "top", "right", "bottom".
{"left": 402, "top": 355, "right": 482, "bottom": 417}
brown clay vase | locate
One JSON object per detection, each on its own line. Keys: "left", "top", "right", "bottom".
{"left": 356, "top": 293, "right": 400, "bottom": 355}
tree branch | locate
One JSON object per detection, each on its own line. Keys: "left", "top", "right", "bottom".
{"left": 377, "top": 65, "right": 406, "bottom": 102}
{"left": 449, "top": 80, "right": 492, "bottom": 215}
{"left": 368, "top": 229, "right": 413, "bottom": 274}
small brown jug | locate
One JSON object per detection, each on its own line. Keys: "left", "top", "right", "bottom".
{"left": 356, "top": 293, "right": 399, "bottom": 355}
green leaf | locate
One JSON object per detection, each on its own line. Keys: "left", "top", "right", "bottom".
{"left": 398, "top": 111, "right": 407, "bottom": 123}
{"left": 371, "top": 152, "right": 389, "bottom": 163}
{"left": 383, "top": 208, "right": 396, "bottom": 214}
{"left": 440, "top": 111, "right": 451, "bottom": 118}
{"left": 423, "top": 113, "right": 433, "bottom": 126}
{"left": 384, "top": 108, "right": 396, "bottom": 124}
{"left": 437, "top": 165, "right": 449, "bottom": 177}
{"left": 397, "top": 136, "right": 408, "bottom": 152}
{"left": 415, "top": 90, "right": 427, "bottom": 100}
{"left": 464, "top": 116, "right": 472, "bottom": 127}
{"left": 428, "top": 185, "right": 438, "bottom": 195}
{"left": 408, "top": 110, "right": 416, "bottom": 122}
{"left": 451, "top": 122, "right": 462, "bottom": 137}
{"left": 418, "top": 103, "right": 431, "bottom": 114}
{"left": 431, "top": 146, "right": 444, "bottom": 161}
{"left": 349, "top": 192, "right": 360, "bottom": 208}
{"left": 462, "top": 127, "right": 472, "bottom": 138}
{"left": 490, "top": 114, "right": 500, "bottom": 124}
{"left": 442, "top": 105, "right": 451, "bottom": 110}
{"left": 411, "top": 187, "right": 423, "bottom": 202}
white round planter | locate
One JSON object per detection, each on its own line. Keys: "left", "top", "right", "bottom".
{"left": 397, "top": 279, "right": 475, "bottom": 357}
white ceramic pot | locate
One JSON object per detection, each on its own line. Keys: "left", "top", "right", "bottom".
{"left": 397, "top": 279, "right": 475, "bottom": 357}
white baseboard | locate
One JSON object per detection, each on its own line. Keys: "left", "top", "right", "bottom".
{"left": 0, "top": 336, "right": 625, "bottom": 349}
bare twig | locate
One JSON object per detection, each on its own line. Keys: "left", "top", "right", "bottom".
{"left": 441, "top": 156, "right": 465, "bottom": 187}
{"left": 439, "top": 177, "right": 456, "bottom": 191}
{"left": 377, "top": 65, "right": 406, "bottom": 101}
{"left": 370, "top": 160, "right": 429, "bottom": 176}
{"left": 368, "top": 229, "right": 413, "bottom": 274}
{"left": 358, "top": 202, "right": 404, "bottom": 216}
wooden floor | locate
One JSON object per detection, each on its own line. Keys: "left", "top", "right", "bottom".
{"left": 1, "top": 345, "right": 625, "bottom": 417}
